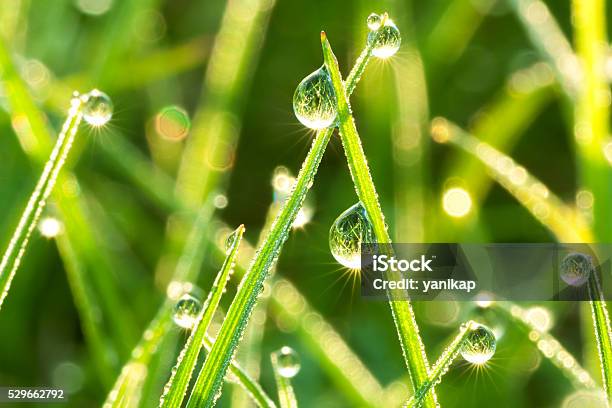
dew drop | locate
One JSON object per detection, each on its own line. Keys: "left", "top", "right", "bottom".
{"left": 292, "top": 66, "right": 337, "bottom": 130}
{"left": 273, "top": 346, "right": 300, "bottom": 378}
{"left": 329, "top": 202, "right": 375, "bottom": 269}
{"left": 367, "top": 13, "right": 382, "bottom": 31}
{"left": 368, "top": 19, "right": 401, "bottom": 59}
{"left": 83, "top": 89, "right": 113, "bottom": 126}
{"left": 225, "top": 228, "right": 239, "bottom": 254}
{"left": 560, "top": 252, "right": 593, "bottom": 287}
{"left": 172, "top": 294, "right": 201, "bottom": 329}
{"left": 461, "top": 323, "right": 496, "bottom": 365}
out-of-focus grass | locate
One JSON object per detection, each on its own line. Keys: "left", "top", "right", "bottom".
{"left": 1, "top": 1, "right": 612, "bottom": 407}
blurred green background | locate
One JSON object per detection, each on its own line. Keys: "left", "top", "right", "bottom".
{"left": 0, "top": 0, "right": 610, "bottom": 406}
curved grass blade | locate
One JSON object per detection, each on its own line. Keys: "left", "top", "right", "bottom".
{"left": 494, "top": 301, "right": 597, "bottom": 389}
{"left": 185, "top": 26, "right": 380, "bottom": 407}
{"left": 405, "top": 321, "right": 477, "bottom": 407}
{"left": 159, "top": 225, "right": 245, "bottom": 407}
{"left": 0, "top": 95, "right": 83, "bottom": 310}
{"left": 271, "top": 351, "right": 298, "bottom": 408}
{"left": 430, "top": 118, "right": 593, "bottom": 242}
{"left": 321, "top": 32, "right": 436, "bottom": 407}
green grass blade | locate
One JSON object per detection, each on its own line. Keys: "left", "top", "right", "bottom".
{"left": 158, "top": 0, "right": 277, "bottom": 287}
{"left": 406, "top": 321, "right": 476, "bottom": 407}
{"left": 185, "top": 26, "right": 379, "bottom": 406}
{"left": 0, "top": 96, "right": 83, "bottom": 310}
{"left": 204, "top": 336, "right": 276, "bottom": 408}
{"left": 271, "top": 351, "right": 298, "bottom": 408}
{"left": 321, "top": 33, "right": 436, "bottom": 407}
{"left": 587, "top": 270, "right": 612, "bottom": 399}
{"left": 494, "top": 301, "right": 597, "bottom": 389}
{"left": 186, "top": 126, "right": 331, "bottom": 407}
{"left": 431, "top": 118, "right": 593, "bottom": 242}
{"left": 571, "top": 0, "right": 612, "bottom": 242}
{"left": 159, "top": 225, "right": 245, "bottom": 407}
{"left": 508, "top": 0, "right": 580, "bottom": 97}
{"left": 55, "top": 232, "right": 117, "bottom": 386}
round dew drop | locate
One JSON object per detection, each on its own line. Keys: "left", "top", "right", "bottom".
{"left": 560, "top": 252, "right": 593, "bottom": 287}
{"left": 83, "top": 89, "right": 113, "bottom": 126}
{"left": 367, "top": 13, "right": 382, "bottom": 31}
{"left": 367, "top": 19, "right": 401, "bottom": 59}
{"left": 461, "top": 324, "right": 496, "bottom": 365}
{"left": 292, "top": 66, "right": 337, "bottom": 130}
{"left": 329, "top": 202, "right": 375, "bottom": 269}
{"left": 225, "top": 228, "right": 239, "bottom": 253}
{"left": 274, "top": 346, "right": 301, "bottom": 378}
{"left": 172, "top": 294, "right": 201, "bottom": 329}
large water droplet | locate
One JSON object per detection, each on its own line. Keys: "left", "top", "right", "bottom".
{"left": 172, "top": 294, "right": 201, "bottom": 329}
{"left": 83, "top": 89, "right": 113, "bottom": 126}
{"left": 273, "top": 346, "right": 300, "bottom": 378}
{"left": 461, "top": 323, "right": 496, "bottom": 365}
{"left": 560, "top": 252, "right": 592, "bottom": 287}
{"left": 368, "top": 19, "right": 401, "bottom": 59}
{"left": 329, "top": 202, "right": 375, "bottom": 269}
{"left": 367, "top": 13, "right": 382, "bottom": 31}
{"left": 293, "top": 66, "right": 337, "bottom": 130}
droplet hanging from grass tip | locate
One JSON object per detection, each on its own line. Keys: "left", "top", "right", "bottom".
{"left": 329, "top": 202, "right": 375, "bottom": 269}
{"left": 82, "top": 89, "right": 113, "bottom": 127}
{"left": 461, "top": 323, "right": 496, "bottom": 365}
{"left": 367, "top": 13, "right": 382, "bottom": 31}
{"left": 367, "top": 18, "right": 401, "bottom": 59}
{"left": 293, "top": 66, "right": 337, "bottom": 130}
{"left": 172, "top": 293, "right": 201, "bottom": 329}
{"left": 273, "top": 346, "right": 301, "bottom": 378}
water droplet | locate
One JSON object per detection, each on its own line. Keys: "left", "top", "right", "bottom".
{"left": 83, "top": 89, "right": 113, "bottom": 126}
{"left": 225, "top": 228, "right": 239, "bottom": 253}
{"left": 368, "top": 19, "right": 401, "bottom": 59}
{"left": 273, "top": 346, "right": 300, "bottom": 378}
{"left": 329, "top": 202, "right": 375, "bottom": 269}
{"left": 172, "top": 294, "right": 201, "bottom": 329}
{"left": 461, "top": 323, "right": 496, "bottom": 365}
{"left": 39, "top": 217, "right": 62, "bottom": 238}
{"left": 561, "top": 253, "right": 593, "bottom": 287}
{"left": 293, "top": 66, "right": 337, "bottom": 130}
{"left": 367, "top": 13, "right": 382, "bottom": 31}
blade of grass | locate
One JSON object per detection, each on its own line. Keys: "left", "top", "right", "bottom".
{"left": 494, "top": 301, "right": 597, "bottom": 389}
{"left": 0, "top": 95, "right": 83, "bottom": 309}
{"left": 185, "top": 24, "right": 382, "bottom": 407}
{"left": 405, "top": 321, "right": 477, "bottom": 407}
{"left": 321, "top": 32, "right": 436, "bottom": 407}
{"left": 271, "top": 351, "right": 298, "bottom": 408}
{"left": 587, "top": 268, "right": 612, "bottom": 399}
{"left": 157, "top": 0, "right": 277, "bottom": 286}
{"left": 571, "top": 0, "right": 612, "bottom": 242}
{"left": 508, "top": 0, "right": 580, "bottom": 98}
{"left": 159, "top": 225, "right": 245, "bottom": 407}
{"left": 431, "top": 118, "right": 593, "bottom": 242}
{"left": 55, "top": 231, "right": 117, "bottom": 386}
{"left": 0, "top": 34, "right": 140, "bottom": 354}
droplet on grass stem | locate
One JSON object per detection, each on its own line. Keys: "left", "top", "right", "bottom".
{"left": 560, "top": 252, "right": 593, "bottom": 287}
{"left": 172, "top": 294, "right": 201, "bottom": 329}
{"left": 367, "top": 18, "right": 401, "bottom": 59}
{"left": 82, "top": 89, "right": 113, "bottom": 127}
{"left": 329, "top": 202, "right": 375, "bottom": 269}
{"left": 273, "top": 346, "right": 301, "bottom": 378}
{"left": 460, "top": 323, "right": 496, "bottom": 365}
{"left": 293, "top": 66, "right": 337, "bottom": 130}
{"left": 366, "top": 13, "right": 382, "bottom": 31}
